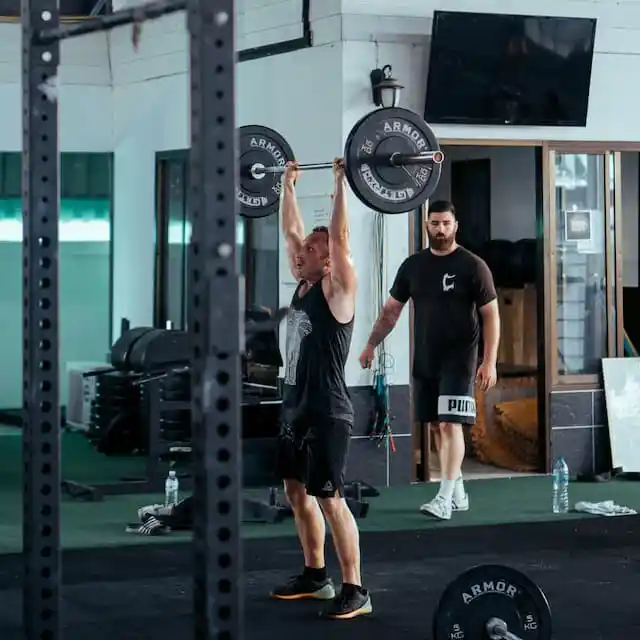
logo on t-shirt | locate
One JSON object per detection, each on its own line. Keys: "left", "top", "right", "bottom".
{"left": 442, "top": 273, "right": 456, "bottom": 292}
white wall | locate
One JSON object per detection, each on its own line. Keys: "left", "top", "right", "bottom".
{"left": 106, "top": 2, "right": 345, "bottom": 338}
{"left": 340, "top": 0, "right": 640, "bottom": 143}
{"left": 0, "top": 24, "right": 113, "bottom": 150}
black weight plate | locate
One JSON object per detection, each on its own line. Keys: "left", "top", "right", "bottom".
{"left": 238, "top": 125, "right": 295, "bottom": 219}
{"left": 110, "top": 327, "right": 155, "bottom": 369}
{"left": 343, "top": 107, "right": 442, "bottom": 214}
{"left": 433, "top": 565, "right": 552, "bottom": 640}
{"left": 126, "top": 328, "right": 166, "bottom": 372}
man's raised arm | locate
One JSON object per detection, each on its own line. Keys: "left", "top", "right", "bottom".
{"left": 328, "top": 158, "right": 356, "bottom": 295}
{"left": 281, "top": 162, "right": 305, "bottom": 280}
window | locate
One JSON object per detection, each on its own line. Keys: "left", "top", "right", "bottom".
{"left": 553, "top": 152, "right": 608, "bottom": 376}
{"left": 0, "top": 153, "right": 113, "bottom": 410}
{"left": 154, "top": 152, "right": 279, "bottom": 329}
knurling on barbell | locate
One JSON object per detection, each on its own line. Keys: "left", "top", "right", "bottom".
{"left": 432, "top": 564, "right": 553, "bottom": 640}
{"left": 237, "top": 107, "right": 444, "bottom": 218}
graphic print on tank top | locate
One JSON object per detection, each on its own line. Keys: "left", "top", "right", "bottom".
{"left": 284, "top": 308, "right": 312, "bottom": 386}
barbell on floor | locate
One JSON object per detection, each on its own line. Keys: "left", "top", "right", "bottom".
{"left": 238, "top": 106, "right": 444, "bottom": 219}
{"left": 432, "top": 564, "right": 552, "bottom": 640}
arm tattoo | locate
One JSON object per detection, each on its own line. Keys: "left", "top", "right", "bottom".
{"left": 368, "top": 306, "right": 400, "bottom": 348}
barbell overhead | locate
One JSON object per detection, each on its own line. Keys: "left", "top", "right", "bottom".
{"left": 238, "top": 107, "right": 444, "bottom": 219}
{"left": 432, "top": 565, "right": 553, "bottom": 640}
{"left": 250, "top": 150, "right": 444, "bottom": 177}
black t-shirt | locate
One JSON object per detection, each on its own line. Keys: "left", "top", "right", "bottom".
{"left": 281, "top": 278, "right": 355, "bottom": 427}
{"left": 389, "top": 246, "right": 497, "bottom": 378}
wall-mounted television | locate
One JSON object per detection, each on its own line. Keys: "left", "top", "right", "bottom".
{"left": 424, "top": 11, "right": 597, "bottom": 127}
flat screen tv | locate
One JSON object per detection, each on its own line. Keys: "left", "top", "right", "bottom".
{"left": 424, "top": 11, "right": 597, "bottom": 127}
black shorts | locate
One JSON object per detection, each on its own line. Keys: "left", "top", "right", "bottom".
{"left": 275, "top": 419, "right": 351, "bottom": 498}
{"left": 414, "top": 369, "right": 477, "bottom": 426}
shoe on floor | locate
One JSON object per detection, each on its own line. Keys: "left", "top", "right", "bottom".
{"left": 452, "top": 492, "right": 469, "bottom": 512}
{"left": 320, "top": 585, "right": 373, "bottom": 620}
{"left": 270, "top": 574, "right": 336, "bottom": 601}
{"left": 420, "top": 495, "right": 452, "bottom": 520}
{"left": 125, "top": 514, "right": 170, "bottom": 536}
{"left": 137, "top": 503, "right": 173, "bottom": 521}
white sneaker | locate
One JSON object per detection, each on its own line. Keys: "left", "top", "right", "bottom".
{"left": 419, "top": 495, "right": 453, "bottom": 520}
{"left": 452, "top": 492, "right": 470, "bottom": 512}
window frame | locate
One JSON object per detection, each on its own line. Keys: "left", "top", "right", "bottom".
{"left": 545, "top": 144, "right": 622, "bottom": 388}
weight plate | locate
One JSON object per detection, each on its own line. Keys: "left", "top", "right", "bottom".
{"left": 343, "top": 107, "right": 442, "bottom": 214}
{"left": 238, "top": 125, "right": 295, "bottom": 219}
{"left": 432, "top": 564, "right": 552, "bottom": 640}
{"left": 110, "top": 327, "right": 155, "bottom": 370}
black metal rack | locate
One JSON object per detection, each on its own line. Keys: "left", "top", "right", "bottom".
{"left": 21, "top": 0, "right": 240, "bottom": 638}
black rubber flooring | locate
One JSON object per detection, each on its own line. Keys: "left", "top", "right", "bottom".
{"left": 2, "top": 522, "right": 639, "bottom": 639}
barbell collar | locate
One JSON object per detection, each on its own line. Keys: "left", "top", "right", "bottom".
{"left": 486, "top": 617, "right": 524, "bottom": 640}
{"left": 389, "top": 150, "right": 445, "bottom": 167}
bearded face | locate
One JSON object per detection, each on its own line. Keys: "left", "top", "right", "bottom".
{"left": 426, "top": 211, "right": 457, "bottom": 251}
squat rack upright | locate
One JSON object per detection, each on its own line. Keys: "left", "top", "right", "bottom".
{"left": 21, "top": 1, "right": 242, "bottom": 639}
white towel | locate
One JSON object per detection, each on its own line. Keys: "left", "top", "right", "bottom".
{"left": 574, "top": 500, "right": 637, "bottom": 517}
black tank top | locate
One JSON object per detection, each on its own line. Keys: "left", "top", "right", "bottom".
{"left": 281, "top": 277, "right": 354, "bottom": 426}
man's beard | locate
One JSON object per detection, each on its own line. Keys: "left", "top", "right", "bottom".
{"left": 429, "top": 233, "right": 454, "bottom": 251}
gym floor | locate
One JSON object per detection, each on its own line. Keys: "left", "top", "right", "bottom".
{"left": 2, "top": 427, "right": 640, "bottom": 638}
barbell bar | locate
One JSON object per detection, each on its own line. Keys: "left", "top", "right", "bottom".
{"left": 238, "top": 106, "right": 444, "bottom": 218}
{"left": 249, "top": 150, "right": 444, "bottom": 178}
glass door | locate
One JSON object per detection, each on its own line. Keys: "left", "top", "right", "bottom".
{"left": 547, "top": 147, "right": 620, "bottom": 385}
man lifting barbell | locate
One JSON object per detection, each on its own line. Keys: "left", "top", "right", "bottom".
{"left": 359, "top": 200, "right": 501, "bottom": 521}
{"left": 270, "top": 159, "right": 372, "bottom": 620}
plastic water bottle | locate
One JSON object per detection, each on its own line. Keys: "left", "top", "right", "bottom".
{"left": 552, "top": 457, "right": 569, "bottom": 514}
{"left": 165, "top": 469, "right": 179, "bottom": 507}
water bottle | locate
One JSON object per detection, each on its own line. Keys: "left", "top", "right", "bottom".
{"left": 165, "top": 469, "right": 179, "bottom": 507}
{"left": 552, "top": 457, "right": 569, "bottom": 514}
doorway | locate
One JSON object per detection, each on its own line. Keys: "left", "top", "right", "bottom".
{"left": 412, "top": 142, "right": 545, "bottom": 482}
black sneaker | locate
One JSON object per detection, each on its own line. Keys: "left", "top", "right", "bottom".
{"left": 320, "top": 585, "right": 373, "bottom": 620}
{"left": 270, "top": 574, "right": 336, "bottom": 601}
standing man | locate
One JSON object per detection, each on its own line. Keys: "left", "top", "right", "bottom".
{"left": 359, "top": 200, "right": 500, "bottom": 521}
{"left": 271, "top": 159, "right": 372, "bottom": 620}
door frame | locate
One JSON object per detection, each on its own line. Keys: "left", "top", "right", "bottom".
{"left": 409, "top": 138, "right": 629, "bottom": 479}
